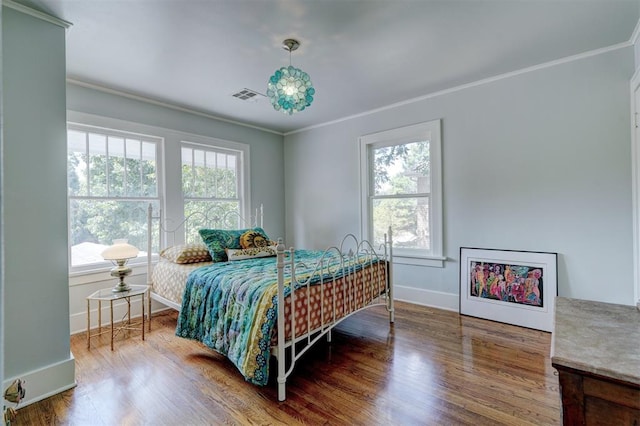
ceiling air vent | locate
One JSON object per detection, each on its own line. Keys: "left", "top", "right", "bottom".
{"left": 232, "top": 88, "right": 264, "bottom": 101}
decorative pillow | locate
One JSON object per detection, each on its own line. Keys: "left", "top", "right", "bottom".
{"left": 199, "top": 227, "right": 270, "bottom": 262}
{"left": 225, "top": 244, "right": 278, "bottom": 261}
{"left": 160, "top": 244, "right": 212, "bottom": 264}
{"left": 240, "top": 229, "right": 270, "bottom": 249}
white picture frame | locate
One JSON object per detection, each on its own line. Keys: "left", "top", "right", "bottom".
{"left": 459, "top": 247, "right": 558, "bottom": 332}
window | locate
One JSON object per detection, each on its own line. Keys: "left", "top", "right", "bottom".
{"left": 360, "top": 120, "right": 443, "bottom": 266}
{"left": 66, "top": 112, "right": 251, "bottom": 278}
{"left": 181, "top": 142, "right": 245, "bottom": 242}
{"left": 67, "top": 123, "right": 162, "bottom": 271}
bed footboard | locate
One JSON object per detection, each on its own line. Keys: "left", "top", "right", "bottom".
{"left": 275, "top": 229, "right": 394, "bottom": 401}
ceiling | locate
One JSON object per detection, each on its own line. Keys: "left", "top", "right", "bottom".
{"left": 17, "top": 0, "right": 640, "bottom": 134}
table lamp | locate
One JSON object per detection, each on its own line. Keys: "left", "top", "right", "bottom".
{"left": 101, "top": 239, "right": 139, "bottom": 293}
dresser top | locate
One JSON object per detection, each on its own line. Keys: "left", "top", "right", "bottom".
{"left": 551, "top": 297, "right": 640, "bottom": 386}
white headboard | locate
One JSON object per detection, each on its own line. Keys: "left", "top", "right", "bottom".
{"left": 146, "top": 203, "right": 264, "bottom": 281}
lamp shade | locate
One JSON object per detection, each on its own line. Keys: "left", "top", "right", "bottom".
{"left": 101, "top": 239, "right": 139, "bottom": 261}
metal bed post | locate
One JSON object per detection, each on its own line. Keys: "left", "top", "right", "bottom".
{"left": 276, "top": 239, "right": 287, "bottom": 401}
{"left": 147, "top": 204, "right": 153, "bottom": 287}
{"left": 386, "top": 226, "right": 394, "bottom": 323}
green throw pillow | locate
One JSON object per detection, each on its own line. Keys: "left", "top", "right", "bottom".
{"left": 199, "top": 227, "right": 270, "bottom": 262}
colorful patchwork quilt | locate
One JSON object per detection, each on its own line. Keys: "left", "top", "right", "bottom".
{"left": 176, "top": 249, "right": 378, "bottom": 385}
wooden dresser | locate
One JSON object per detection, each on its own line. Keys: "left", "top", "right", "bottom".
{"left": 551, "top": 297, "right": 640, "bottom": 425}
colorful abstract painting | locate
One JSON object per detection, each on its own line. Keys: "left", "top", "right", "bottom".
{"left": 460, "top": 247, "right": 557, "bottom": 332}
{"left": 469, "top": 261, "right": 543, "bottom": 307}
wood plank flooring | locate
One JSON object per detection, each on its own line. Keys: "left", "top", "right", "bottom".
{"left": 15, "top": 301, "right": 561, "bottom": 425}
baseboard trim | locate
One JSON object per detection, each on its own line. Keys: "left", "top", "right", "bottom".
{"left": 394, "top": 285, "right": 459, "bottom": 312}
{"left": 71, "top": 286, "right": 457, "bottom": 334}
{"left": 4, "top": 354, "right": 76, "bottom": 408}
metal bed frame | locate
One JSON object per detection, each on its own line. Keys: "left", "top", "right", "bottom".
{"left": 146, "top": 204, "right": 394, "bottom": 401}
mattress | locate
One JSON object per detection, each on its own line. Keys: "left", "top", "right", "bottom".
{"left": 151, "top": 259, "right": 214, "bottom": 306}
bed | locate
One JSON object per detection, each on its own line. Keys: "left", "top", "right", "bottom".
{"left": 146, "top": 205, "right": 394, "bottom": 401}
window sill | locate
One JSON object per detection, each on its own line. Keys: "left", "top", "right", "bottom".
{"left": 393, "top": 255, "right": 446, "bottom": 268}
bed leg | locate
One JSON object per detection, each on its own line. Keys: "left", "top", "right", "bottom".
{"left": 277, "top": 377, "right": 286, "bottom": 402}
{"left": 327, "top": 329, "right": 332, "bottom": 343}
{"left": 389, "top": 295, "right": 395, "bottom": 323}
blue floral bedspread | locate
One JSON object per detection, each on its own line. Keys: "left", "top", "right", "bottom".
{"left": 176, "top": 249, "right": 372, "bottom": 385}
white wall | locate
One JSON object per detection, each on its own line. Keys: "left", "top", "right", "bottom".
{"left": 0, "top": 0, "right": 4, "bottom": 400}
{"left": 65, "top": 83, "right": 286, "bottom": 333}
{"left": 2, "top": 5, "right": 75, "bottom": 403}
{"left": 634, "top": 5, "right": 640, "bottom": 71}
{"left": 285, "top": 46, "right": 636, "bottom": 308}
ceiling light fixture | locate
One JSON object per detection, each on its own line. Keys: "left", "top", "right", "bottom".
{"left": 267, "top": 39, "right": 315, "bottom": 115}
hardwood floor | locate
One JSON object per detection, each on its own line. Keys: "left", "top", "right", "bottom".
{"left": 15, "top": 301, "right": 561, "bottom": 425}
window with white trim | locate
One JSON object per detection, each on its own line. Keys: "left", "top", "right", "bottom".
{"left": 181, "top": 142, "right": 245, "bottom": 242}
{"left": 360, "top": 120, "right": 443, "bottom": 266}
{"left": 67, "top": 123, "right": 162, "bottom": 272}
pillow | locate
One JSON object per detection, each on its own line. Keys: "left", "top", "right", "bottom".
{"left": 199, "top": 227, "right": 270, "bottom": 262}
{"left": 226, "top": 244, "right": 278, "bottom": 261}
{"left": 240, "top": 229, "right": 270, "bottom": 249}
{"left": 160, "top": 244, "right": 212, "bottom": 264}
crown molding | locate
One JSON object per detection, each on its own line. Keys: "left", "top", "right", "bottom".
{"left": 2, "top": 0, "right": 72, "bottom": 29}
{"left": 285, "top": 41, "right": 632, "bottom": 136}
{"left": 66, "top": 79, "right": 284, "bottom": 136}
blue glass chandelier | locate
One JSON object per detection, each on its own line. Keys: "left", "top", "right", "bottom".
{"left": 267, "top": 39, "right": 315, "bottom": 115}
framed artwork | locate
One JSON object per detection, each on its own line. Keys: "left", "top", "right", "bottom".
{"left": 459, "top": 247, "right": 558, "bottom": 332}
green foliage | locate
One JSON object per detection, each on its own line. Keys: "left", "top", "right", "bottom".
{"left": 182, "top": 147, "right": 237, "bottom": 199}
{"left": 373, "top": 141, "right": 430, "bottom": 193}
{"left": 181, "top": 164, "right": 237, "bottom": 199}
{"left": 70, "top": 199, "right": 154, "bottom": 249}
{"left": 183, "top": 200, "right": 240, "bottom": 244}
{"left": 373, "top": 145, "right": 407, "bottom": 190}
